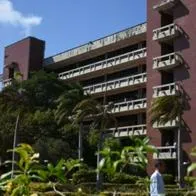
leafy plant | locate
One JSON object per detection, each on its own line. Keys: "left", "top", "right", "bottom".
{"left": 149, "top": 95, "right": 183, "bottom": 124}
{"left": 0, "top": 143, "right": 41, "bottom": 195}
{"left": 186, "top": 146, "right": 196, "bottom": 195}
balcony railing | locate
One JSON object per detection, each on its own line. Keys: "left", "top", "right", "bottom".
{"left": 110, "top": 125, "right": 147, "bottom": 137}
{"left": 153, "top": 146, "right": 177, "bottom": 159}
{"left": 153, "top": 0, "right": 179, "bottom": 12}
{"left": 153, "top": 52, "right": 183, "bottom": 71}
{"left": 153, "top": 83, "right": 179, "bottom": 98}
{"left": 58, "top": 48, "right": 146, "bottom": 80}
{"left": 112, "top": 98, "right": 147, "bottom": 114}
{"left": 84, "top": 73, "right": 147, "bottom": 95}
{"left": 153, "top": 23, "right": 181, "bottom": 42}
{"left": 44, "top": 23, "right": 147, "bottom": 66}
{"left": 0, "top": 74, "right": 3, "bottom": 82}
{"left": 153, "top": 117, "right": 180, "bottom": 129}
{"left": 3, "top": 78, "right": 12, "bottom": 87}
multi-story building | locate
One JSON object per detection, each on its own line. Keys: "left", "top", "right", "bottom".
{"left": 0, "top": 0, "right": 196, "bottom": 180}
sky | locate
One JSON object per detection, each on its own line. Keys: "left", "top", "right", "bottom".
{"left": 0, "top": 0, "right": 146, "bottom": 75}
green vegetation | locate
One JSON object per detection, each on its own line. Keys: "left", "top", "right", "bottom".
{"left": 0, "top": 71, "right": 194, "bottom": 195}
{"left": 149, "top": 95, "right": 183, "bottom": 124}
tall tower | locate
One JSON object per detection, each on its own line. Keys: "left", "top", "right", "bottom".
{"left": 147, "top": 0, "right": 196, "bottom": 180}
{"left": 2, "top": 37, "right": 45, "bottom": 87}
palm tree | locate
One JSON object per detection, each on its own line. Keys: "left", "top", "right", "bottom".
{"left": 55, "top": 83, "right": 86, "bottom": 125}
{"left": 73, "top": 98, "right": 117, "bottom": 190}
{"left": 55, "top": 83, "right": 88, "bottom": 160}
{"left": 149, "top": 95, "right": 184, "bottom": 185}
{"left": 149, "top": 95, "right": 183, "bottom": 124}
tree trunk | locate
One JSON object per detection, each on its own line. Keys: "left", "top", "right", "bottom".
{"left": 11, "top": 112, "right": 20, "bottom": 178}
{"left": 78, "top": 122, "right": 83, "bottom": 160}
{"left": 177, "top": 116, "right": 182, "bottom": 187}
{"left": 96, "top": 133, "right": 104, "bottom": 191}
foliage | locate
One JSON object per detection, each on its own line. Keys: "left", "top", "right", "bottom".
{"left": 55, "top": 83, "right": 86, "bottom": 126}
{"left": 0, "top": 71, "right": 84, "bottom": 163}
{"left": 149, "top": 95, "right": 183, "bottom": 124}
{"left": 98, "top": 137, "right": 155, "bottom": 181}
{"left": 0, "top": 143, "right": 84, "bottom": 196}
{"left": 34, "top": 137, "right": 72, "bottom": 164}
{"left": 186, "top": 146, "right": 196, "bottom": 195}
{"left": 110, "top": 173, "right": 139, "bottom": 184}
{"left": 113, "top": 137, "right": 156, "bottom": 173}
{"left": 187, "top": 147, "right": 196, "bottom": 176}
{"left": 72, "top": 169, "right": 96, "bottom": 184}
{"left": 0, "top": 144, "right": 41, "bottom": 195}
{"left": 162, "top": 174, "right": 175, "bottom": 185}
{"left": 73, "top": 99, "right": 117, "bottom": 144}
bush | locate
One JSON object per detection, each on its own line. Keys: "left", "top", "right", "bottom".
{"left": 72, "top": 169, "right": 96, "bottom": 184}
{"left": 184, "top": 176, "right": 196, "bottom": 187}
{"left": 163, "top": 174, "right": 175, "bottom": 184}
{"left": 110, "top": 173, "right": 140, "bottom": 184}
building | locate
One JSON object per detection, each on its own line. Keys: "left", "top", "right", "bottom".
{"left": 1, "top": 0, "right": 196, "bottom": 180}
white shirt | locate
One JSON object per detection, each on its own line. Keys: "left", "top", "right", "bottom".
{"left": 150, "top": 170, "right": 165, "bottom": 196}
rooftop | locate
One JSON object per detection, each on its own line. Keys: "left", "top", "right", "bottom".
{"left": 43, "top": 22, "right": 147, "bottom": 68}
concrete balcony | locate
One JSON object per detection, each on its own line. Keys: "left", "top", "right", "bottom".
{"left": 153, "top": 146, "right": 177, "bottom": 160}
{"left": 153, "top": 52, "right": 183, "bottom": 71}
{"left": 0, "top": 74, "right": 3, "bottom": 82}
{"left": 153, "top": 0, "right": 179, "bottom": 12}
{"left": 153, "top": 83, "right": 179, "bottom": 98}
{"left": 153, "top": 117, "right": 180, "bottom": 129}
{"left": 3, "top": 78, "right": 12, "bottom": 87}
{"left": 111, "top": 98, "right": 147, "bottom": 115}
{"left": 110, "top": 124, "right": 147, "bottom": 138}
{"left": 84, "top": 73, "right": 147, "bottom": 96}
{"left": 153, "top": 23, "right": 182, "bottom": 42}
{"left": 58, "top": 48, "right": 146, "bottom": 81}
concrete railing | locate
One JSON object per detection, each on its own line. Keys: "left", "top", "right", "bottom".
{"left": 44, "top": 23, "right": 147, "bottom": 65}
{"left": 153, "top": 146, "right": 177, "bottom": 159}
{"left": 153, "top": 23, "right": 181, "bottom": 41}
{"left": 153, "top": 117, "right": 180, "bottom": 129}
{"left": 3, "top": 78, "right": 12, "bottom": 87}
{"left": 153, "top": 82, "right": 179, "bottom": 98}
{"left": 111, "top": 98, "right": 147, "bottom": 114}
{"left": 153, "top": 0, "right": 179, "bottom": 11}
{"left": 153, "top": 52, "right": 183, "bottom": 70}
{"left": 84, "top": 73, "right": 147, "bottom": 95}
{"left": 0, "top": 74, "right": 3, "bottom": 82}
{"left": 110, "top": 124, "right": 147, "bottom": 137}
{"left": 58, "top": 48, "right": 147, "bottom": 80}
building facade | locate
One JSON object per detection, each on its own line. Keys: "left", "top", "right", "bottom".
{"left": 1, "top": 0, "right": 196, "bottom": 179}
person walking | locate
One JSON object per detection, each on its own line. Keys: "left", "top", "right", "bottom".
{"left": 150, "top": 161, "right": 165, "bottom": 196}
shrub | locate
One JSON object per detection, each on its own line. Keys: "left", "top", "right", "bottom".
{"left": 72, "top": 169, "right": 96, "bottom": 184}
{"left": 163, "top": 174, "right": 175, "bottom": 184}
{"left": 184, "top": 176, "right": 196, "bottom": 187}
{"left": 110, "top": 173, "right": 140, "bottom": 184}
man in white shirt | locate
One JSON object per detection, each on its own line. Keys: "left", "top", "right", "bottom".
{"left": 150, "top": 161, "right": 165, "bottom": 196}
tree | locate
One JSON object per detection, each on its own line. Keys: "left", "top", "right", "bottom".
{"left": 55, "top": 83, "right": 88, "bottom": 160}
{"left": 149, "top": 95, "right": 183, "bottom": 124}
{"left": 149, "top": 95, "right": 184, "bottom": 184}
{"left": 73, "top": 98, "right": 117, "bottom": 189}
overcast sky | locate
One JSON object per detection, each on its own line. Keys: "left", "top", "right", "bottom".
{"left": 0, "top": 0, "right": 146, "bottom": 75}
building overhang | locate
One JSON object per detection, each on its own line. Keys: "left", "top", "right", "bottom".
{"left": 43, "top": 23, "right": 147, "bottom": 70}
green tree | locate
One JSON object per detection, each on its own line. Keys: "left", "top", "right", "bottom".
{"left": 149, "top": 95, "right": 183, "bottom": 124}
{"left": 0, "top": 71, "right": 78, "bottom": 164}
{"left": 73, "top": 98, "right": 117, "bottom": 189}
